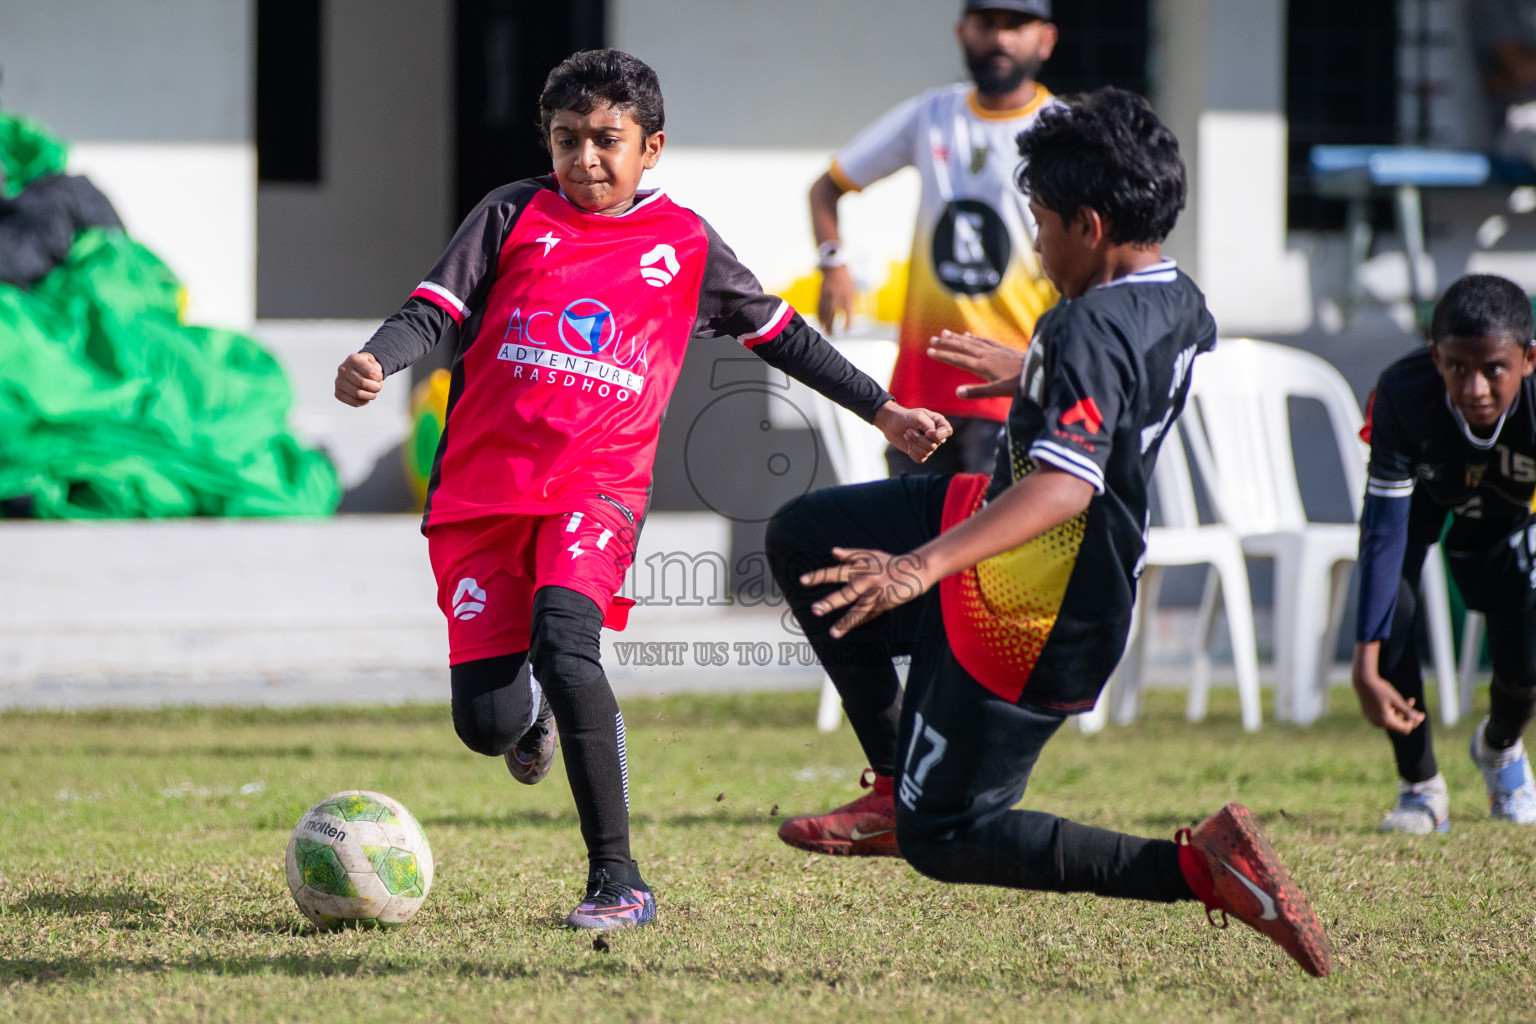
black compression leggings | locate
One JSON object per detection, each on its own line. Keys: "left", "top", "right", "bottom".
{"left": 449, "top": 585, "right": 641, "bottom": 886}
{"left": 1383, "top": 527, "right": 1536, "bottom": 781}
{"left": 766, "top": 476, "right": 951, "bottom": 777}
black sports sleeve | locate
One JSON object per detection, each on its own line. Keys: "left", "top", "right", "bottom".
{"left": 692, "top": 219, "right": 795, "bottom": 344}
{"left": 406, "top": 178, "right": 545, "bottom": 325}
{"left": 693, "top": 217, "right": 891, "bottom": 423}
{"left": 752, "top": 313, "right": 893, "bottom": 424}
{"left": 360, "top": 297, "right": 457, "bottom": 377}
{"left": 1027, "top": 303, "right": 1136, "bottom": 494}
{"left": 1355, "top": 385, "right": 1418, "bottom": 643}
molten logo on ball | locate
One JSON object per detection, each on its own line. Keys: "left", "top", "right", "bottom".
{"left": 285, "top": 790, "right": 433, "bottom": 931}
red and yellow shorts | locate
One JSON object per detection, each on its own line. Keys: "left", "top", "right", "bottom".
{"left": 426, "top": 502, "right": 637, "bottom": 664}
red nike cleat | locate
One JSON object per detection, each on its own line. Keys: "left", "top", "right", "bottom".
{"left": 777, "top": 768, "right": 900, "bottom": 857}
{"left": 1177, "top": 802, "right": 1334, "bottom": 977}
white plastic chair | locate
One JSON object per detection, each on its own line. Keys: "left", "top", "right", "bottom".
{"left": 1080, "top": 422, "right": 1263, "bottom": 733}
{"left": 806, "top": 338, "right": 900, "bottom": 732}
{"left": 1178, "top": 338, "right": 1459, "bottom": 725}
{"left": 1456, "top": 611, "right": 1485, "bottom": 722}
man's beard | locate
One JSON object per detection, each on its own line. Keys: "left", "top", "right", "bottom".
{"left": 966, "top": 49, "right": 1044, "bottom": 97}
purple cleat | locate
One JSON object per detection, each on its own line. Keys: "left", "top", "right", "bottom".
{"left": 563, "top": 868, "right": 656, "bottom": 932}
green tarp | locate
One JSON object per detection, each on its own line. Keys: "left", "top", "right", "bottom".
{"left": 0, "top": 111, "right": 339, "bottom": 518}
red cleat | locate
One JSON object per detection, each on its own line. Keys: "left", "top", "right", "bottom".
{"left": 1178, "top": 802, "right": 1334, "bottom": 977}
{"left": 777, "top": 768, "right": 900, "bottom": 857}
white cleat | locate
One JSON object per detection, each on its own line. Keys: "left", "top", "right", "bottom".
{"left": 1470, "top": 719, "right": 1536, "bottom": 825}
{"left": 1379, "top": 775, "right": 1449, "bottom": 834}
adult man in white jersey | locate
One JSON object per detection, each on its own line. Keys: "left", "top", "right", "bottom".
{"left": 810, "top": 0, "right": 1060, "bottom": 476}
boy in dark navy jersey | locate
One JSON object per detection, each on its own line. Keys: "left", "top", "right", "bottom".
{"left": 769, "top": 88, "right": 1332, "bottom": 976}
{"left": 1353, "top": 273, "right": 1536, "bottom": 833}
{"left": 333, "top": 49, "right": 951, "bottom": 931}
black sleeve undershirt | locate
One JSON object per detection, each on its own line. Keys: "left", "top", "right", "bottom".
{"left": 360, "top": 297, "right": 457, "bottom": 377}
{"left": 750, "top": 312, "right": 894, "bottom": 424}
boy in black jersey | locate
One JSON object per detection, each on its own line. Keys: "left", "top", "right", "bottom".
{"left": 768, "top": 88, "right": 1333, "bottom": 977}
{"left": 1354, "top": 273, "right": 1536, "bottom": 832}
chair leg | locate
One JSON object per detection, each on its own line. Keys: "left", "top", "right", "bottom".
{"left": 1187, "top": 566, "right": 1219, "bottom": 723}
{"left": 1316, "top": 558, "right": 1354, "bottom": 717}
{"left": 1087, "top": 584, "right": 1148, "bottom": 734}
{"left": 1078, "top": 688, "right": 1110, "bottom": 734}
{"left": 1113, "top": 567, "right": 1159, "bottom": 726}
{"left": 1459, "top": 611, "right": 1485, "bottom": 721}
{"left": 1418, "top": 549, "right": 1460, "bottom": 727}
{"left": 815, "top": 674, "right": 842, "bottom": 733}
{"left": 1284, "top": 547, "right": 1333, "bottom": 726}
{"left": 1216, "top": 555, "right": 1263, "bottom": 733}
{"left": 1267, "top": 549, "right": 1299, "bottom": 722}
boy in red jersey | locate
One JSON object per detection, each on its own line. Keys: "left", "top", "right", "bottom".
{"left": 769, "top": 89, "right": 1332, "bottom": 976}
{"left": 333, "top": 49, "right": 950, "bottom": 931}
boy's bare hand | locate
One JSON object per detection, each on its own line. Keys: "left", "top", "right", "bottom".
{"left": 801, "top": 546, "right": 932, "bottom": 638}
{"left": 335, "top": 352, "right": 385, "bottom": 407}
{"left": 1351, "top": 643, "right": 1425, "bottom": 735}
{"left": 927, "top": 330, "right": 1025, "bottom": 400}
{"left": 817, "top": 264, "right": 858, "bottom": 336}
{"left": 874, "top": 402, "right": 952, "bottom": 463}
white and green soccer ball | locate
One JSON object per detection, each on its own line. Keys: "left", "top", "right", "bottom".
{"left": 285, "top": 790, "right": 433, "bottom": 931}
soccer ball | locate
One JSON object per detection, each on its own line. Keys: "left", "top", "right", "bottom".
{"left": 285, "top": 790, "right": 434, "bottom": 931}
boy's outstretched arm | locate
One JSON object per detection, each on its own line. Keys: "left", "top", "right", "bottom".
{"left": 335, "top": 351, "right": 385, "bottom": 406}
{"left": 333, "top": 297, "right": 457, "bottom": 408}
{"left": 873, "top": 401, "right": 952, "bottom": 463}
{"left": 1350, "top": 386, "right": 1426, "bottom": 736}
{"left": 926, "top": 329, "right": 1027, "bottom": 400}
{"left": 1350, "top": 489, "right": 1424, "bottom": 735}
{"left": 748, "top": 310, "right": 952, "bottom": 462}
{"left": 1352, "top": 640, "right": 1425, "bottom": 735}
{"left": 803, "top": 466, "right": 1094, "bottom": 637}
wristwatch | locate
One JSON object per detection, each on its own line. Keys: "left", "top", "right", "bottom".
{"left": 817, "top": 239, "right": 846, "bottom": 270}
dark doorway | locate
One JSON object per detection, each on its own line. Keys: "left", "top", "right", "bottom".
{"left": 453, "top": 0, "right": 605, "bottom": 224}
{"left": 256, "top": 0, "right": 323, "bottom": 183}
{"left": 1286, "top": 0, "right": 1398, "bottom": 229}
{"left": 1039, "top": 0, "right": 1150, "bottom": 98}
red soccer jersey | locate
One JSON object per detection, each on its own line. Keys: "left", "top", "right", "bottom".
{"left": 408, "top": 179, "right": 795, "bottom": 528}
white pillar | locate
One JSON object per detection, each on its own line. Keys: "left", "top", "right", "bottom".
{"left": 1155, "top": 0, "right": 1311, "bottom": 335}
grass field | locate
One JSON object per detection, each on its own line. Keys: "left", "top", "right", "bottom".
{"left": 1, "top": 687, "right": 1532, "bottom": 1023}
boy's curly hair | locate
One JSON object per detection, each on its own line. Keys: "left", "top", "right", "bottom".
{"left": 1430, "top": 274, "right": 1536, "bottom": 344}
{"left": 1015, "top": 87, "right": 1185, "bottom": 245}
{"left": 539, "top": 49, "right": 665, "bottom": 146}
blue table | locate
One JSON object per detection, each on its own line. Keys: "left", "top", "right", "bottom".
{"left": 1309, "top": 146, "right": 1491, "bottom": 317}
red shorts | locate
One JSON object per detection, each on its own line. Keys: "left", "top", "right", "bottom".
{"left": 427, "top": 502, "right": 637, "bottom": 664}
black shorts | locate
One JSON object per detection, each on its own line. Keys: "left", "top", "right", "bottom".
{"left": 1447, "top": 513, "right": 1536, "bottom": 688}
{"left": 896, "top": 642, "right": 1066, "bottom": 840}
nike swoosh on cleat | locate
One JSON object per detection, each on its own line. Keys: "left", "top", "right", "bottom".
{"left": 1217, "top": 856, "right": 1279, "bottom": 921}
{"left": 848, "top": 826, "right": 895, "bottom": 842}
{"left": 579, "top": 904, "right": 643, "bottom": 917}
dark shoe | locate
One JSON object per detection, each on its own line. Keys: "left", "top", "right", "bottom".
{"left": 504, "top": 695, "right": 557, "bottom": 785}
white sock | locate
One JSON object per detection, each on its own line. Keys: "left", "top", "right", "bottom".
{"left": 1397, "top": 774, "right": 1449, "bottom": 821}
{"left": 1474, "top": 720, "right": 1523, "bottom": 768}
{"left": 523, "top": 670, "right": 546, "bottom": 735}
{"left": 1402, "top": 773, "right": 1448, "bottom": 798}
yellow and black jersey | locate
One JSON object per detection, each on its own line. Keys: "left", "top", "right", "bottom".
{"left": 830, "top": 83, "right": 1059, "bottom": 422}
{"left": 938, "top": 261, "right": 1217, "bottom": 711}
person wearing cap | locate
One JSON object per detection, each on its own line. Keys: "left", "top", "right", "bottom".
{"left": 810, "top": 0, "right": 1060, "bottom": 477}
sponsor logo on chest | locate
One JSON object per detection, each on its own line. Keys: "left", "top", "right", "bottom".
{"left": 488, "top": 221, "right": 700, "bottom": 402}
{"left": 495, "top": 294, "right": 650, "bottom": 399}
